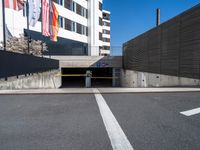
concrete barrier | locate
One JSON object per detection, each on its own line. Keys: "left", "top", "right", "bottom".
{"left": 0, "top": 70, "right": 61, "bottom": 90}
{"left": 121, "top": 70, "right": 200, "bottom": 88}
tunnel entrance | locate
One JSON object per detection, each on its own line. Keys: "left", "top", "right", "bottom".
{"left": 61, "top": 68, "right": 113, "bottom": 88}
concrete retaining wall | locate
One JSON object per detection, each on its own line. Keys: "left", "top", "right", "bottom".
{"left": 121, "top": 69, "right": 200, "bottom": 88}
{"left": 0, "top": 70, "right": 61, "bottom": 90}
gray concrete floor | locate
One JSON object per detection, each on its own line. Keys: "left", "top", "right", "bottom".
{"left": 0, "top": 94, "right": 112, "bottom": 150}
{"left": 0, "top": 92, "right": 200, "bottom": 150}
{"left": 103, "top": 93, "right": 200, "bottom": 150}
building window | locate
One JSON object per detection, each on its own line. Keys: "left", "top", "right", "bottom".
{"left": 103, "top": 38, "right": 110, "bottom": 42}
{"left": 103, "top": 46, "right": 110, "bottom": 50}
{"left": 103, "top": 29, "right": 110, "bottom": 34}
{"left": 81, "top": 26, "right": 85, "bottom": 35}
{"left": 59, "top": 16, "right": 64, "bottom": 28}
{"left": 81, "top": 7, "right": 87, "bottom": 18}
{"left": 64, "top": 18, "right": 71, "bottom": 31}
{"left": 76, "top": 3, "right": 82, "bottom": 15}
{"left": 64, "top": 18, "right": 87, "bottom": 36}
{"left": 58, "top": 0, "right": 63, "bottom": 5}
{"left": 81, "top": 26, "right": 87, "bottom": 36}
{"left": 103, "top": 13, "right": 110, "bottom": 20}
{"left": 71, "top": 22, "right": 76, "bottom": 32}
{"left": 76, "top": 23, "right": 82, "bottom": 34}
{"left": 64, "top": 0, "right": 72, "bottom": 10}
{"left": 53, "top": 0, "right": 63, "bottom": 5}
{"left": 99, "top": 32, "right": 102, "bottom": 41}
{"left": 86, "top": 27, "right": 88, "bottom": 36}
{"left": 86, "top": 9, "right": 88, "bottom": 18}
{"left": 99, "top": 17, "right": 102, "bottom": 26}
{"left": 99, "top": 2, "right": 102, "bottom": 11}
{"left": 103, "top": 22, "right": 110, "bottom": 27}
{"left": 72, "top": 1, "right": 76, "bottom": 12}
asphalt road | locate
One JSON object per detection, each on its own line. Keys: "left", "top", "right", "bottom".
{"left": 0, "top": 92, "right": 200, "bottom": 150}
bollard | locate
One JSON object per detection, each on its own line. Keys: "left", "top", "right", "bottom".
{"left": 85, "top": 70, "right": 92, "bottom": 88}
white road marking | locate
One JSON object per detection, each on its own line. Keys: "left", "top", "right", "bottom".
{"left": 93, "top": 88, "right": 134, "bottom": 150}
{"left": 180, "top": 107, "right": 200, "bottom": 116}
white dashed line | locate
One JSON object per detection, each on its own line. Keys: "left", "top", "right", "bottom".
{"left": 180, "top": 107, "right": 200, "bottom": 116}
{"left": 93, "top": 88, "right": 134, "bottom": 150}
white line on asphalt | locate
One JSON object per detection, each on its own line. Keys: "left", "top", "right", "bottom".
{"left": 93, "top": 88, "right": 134, "bottom": 150}
{"left": 180, "top": 107, "right": 200, "bottom": 116}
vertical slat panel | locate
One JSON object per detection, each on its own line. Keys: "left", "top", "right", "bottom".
{"left": 123, "top": 4, "right": 200, "bottom": 79}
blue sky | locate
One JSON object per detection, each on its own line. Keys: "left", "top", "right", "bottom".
{"left": 103, "top": 0, "right": 200, "bottom": 55}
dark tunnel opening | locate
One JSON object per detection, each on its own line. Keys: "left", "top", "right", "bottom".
{"left": 61, "top": 68, "right": 113, "bottom": 88}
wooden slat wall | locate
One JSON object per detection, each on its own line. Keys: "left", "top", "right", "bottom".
{"left": 123, "top": 4, "right": 200, "bottom": 79}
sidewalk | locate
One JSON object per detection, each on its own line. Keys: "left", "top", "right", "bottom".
{"left": 0, "top": 88, "right": 200, "bottom": 95}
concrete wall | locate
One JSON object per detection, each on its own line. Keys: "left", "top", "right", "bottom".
{"left": 0, "top": 70, "right": 61, "bottom": 90}
{"left": 50, "top": 56, "right": 122, "bottom": 68}
{"left": 112, "top": 68, "right": 121, "bottom": 87}
{"left": 121, "top": 70, "right": 200, "bottom": 88}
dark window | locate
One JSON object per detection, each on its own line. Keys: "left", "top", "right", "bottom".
{"left": 77, "top": 23, "right": 82, "bottom": 34}
{"left": 103, "top": 22, "right": 110, "bottom": 27}
{"left": 65, "top": 18, "right": 71, "bottom": 31}
{"left": 103, "top": 13, "right": 110, "bottom": 20}
{"left": 103, "top": 46, "right": 110, "bottom": 50}
{"left": 103, "top": 29, "right": 110, "bottom": 34}
{"left": 72, "top": 1, "right": 76, "bottom": 12}
{"left": 86, "top": 27, "right": 88, "bottom": 36}
{"left": 86, "top": 9, "right": 88, "bottom": 18}
{"left": 53, "top": 0, "right": 57, "bottom": 3}
{"left": 59, "top": 0, "right": 63, "bottom": 5}
{"left": 76, "top": 3, "right": 82, "bottom": 16}
{"left": 64, "top": 0, "right": 72, "bottom": 10}
{"left": 103, "top": 38, "right": 110, "bottom": 42}
{"left": 99, "top": 17, "right": 102, "bottom": 26}
{"left": 99, "top": 2, "right": 102, "bottom": 10}
{"left": 99, "top": 32, "right": 102, "bottom": 41}
{"left": 59, "top": 16, "right": 63, "bottom": 28}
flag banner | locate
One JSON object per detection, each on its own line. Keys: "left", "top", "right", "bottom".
{"left": 29, "top": 0, "right": 41, "bottom": 27}
{"left": 5, "top": 0, "right": 25, "bottom": 11}
{"left": 49, "top": 1, "right": 59, "bottom": 42}
{"left": 42, "top": 0, "right": 50, "bottom": 36}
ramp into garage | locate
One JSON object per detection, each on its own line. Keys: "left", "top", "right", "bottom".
{"left": 51, "top": 56, "right": 122, "bottom": 88}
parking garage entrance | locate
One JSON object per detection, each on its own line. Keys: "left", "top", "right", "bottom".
{"left": 61, "top": 68, "right": 114, "bottom": 88}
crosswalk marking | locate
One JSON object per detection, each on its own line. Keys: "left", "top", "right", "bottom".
{"left": 93, "top": 88, "right": 134, "bottom": 150}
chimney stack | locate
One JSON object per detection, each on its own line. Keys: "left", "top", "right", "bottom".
{"left": 156, "top": 8, "right": 160, "bottom": 26}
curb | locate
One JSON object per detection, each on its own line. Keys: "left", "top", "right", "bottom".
{"left": 0, "top": 88, "right": 200, "bottom": 95}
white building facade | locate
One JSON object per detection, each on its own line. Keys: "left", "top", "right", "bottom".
{"left": 101, "top": 10, "right": 110, "bottom": 56}
{"left": 0, "top": 0, "right": 111, "bottom": 56}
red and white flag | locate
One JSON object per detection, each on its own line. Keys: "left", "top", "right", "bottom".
{"left": 5, "top": 0, "right": 24, "bottom": 11}
{"left": 42, "top": 0, "right": 50, "bottom": 36}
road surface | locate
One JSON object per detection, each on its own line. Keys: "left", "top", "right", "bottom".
{"left": 0, "top": 90, "right": 200, "bottom": 150}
